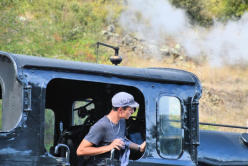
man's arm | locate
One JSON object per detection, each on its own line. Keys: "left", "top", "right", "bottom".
{"left": 76, "top": 139, "right": 125, "bottom": 156}
{"left": 129, "top": 141, "right": 146, "bottom": 152}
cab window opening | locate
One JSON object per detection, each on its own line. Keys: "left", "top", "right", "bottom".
{"left": 44, "top": 109, "right": 55, "bottom": 152}
{"left": 0, "top": 57, "right": 23, "bottom": 133}
{"left": 157, "top": 96, "right": 183, "bottom": 159}
{"left": 45, "top": 78, "right": 146, "bottom": 165}
{"left": 72, "top": 99, "right": 95, "bottom": 126}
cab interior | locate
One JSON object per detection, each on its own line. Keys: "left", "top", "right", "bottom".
{"left": 45, "top": 78, "right": 146, "bottom": 165}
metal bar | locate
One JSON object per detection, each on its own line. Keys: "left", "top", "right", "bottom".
{"left": 96, "top": 42, "right": 119, "bottom": 57}
{"left": 199, "top": 122, "right": 248, "bottom": 130}
{"left": 97, "top": 42, "right": 119, "bottom": 50}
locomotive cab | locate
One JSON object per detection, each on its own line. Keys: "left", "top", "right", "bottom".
{"left": 0, "top": 51, "right": 201, "bottom": 166}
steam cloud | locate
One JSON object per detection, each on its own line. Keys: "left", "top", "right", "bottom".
{"left": 119, "top": 0, "right": 248, "bottom": 66}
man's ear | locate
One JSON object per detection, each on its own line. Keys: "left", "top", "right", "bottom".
{"left": 117, "top": 107, "right": 123, "bottom": 113}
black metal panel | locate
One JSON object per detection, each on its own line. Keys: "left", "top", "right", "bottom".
{"left": 0, "top": 154, "right": 65, "bottom": 166}
{"left": 198, "top": 130, "right": 248, "bottom": 165}
{"left": 0, "top": 51, "right": 198, "bottom": 85}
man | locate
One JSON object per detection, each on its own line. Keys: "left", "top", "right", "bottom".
{"left": 76, "top": 92, "right": 146, "bottom": 165}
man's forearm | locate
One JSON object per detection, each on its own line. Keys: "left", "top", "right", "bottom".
{"left": 77, "top": 145, "right": 112, "bottom": 156}
{"left": 129, "top": 142, "right": 140, "bottom": 151}
{"left": 129, "top": 141, "right": 146, "bottom": 152}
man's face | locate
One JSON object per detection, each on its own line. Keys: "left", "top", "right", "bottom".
{"left": 120, "top": 107, "right": 135, "bottom": 119}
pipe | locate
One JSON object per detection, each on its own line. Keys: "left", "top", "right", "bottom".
{"left": 55, "top": 143, "right": 70, "bottom": 165}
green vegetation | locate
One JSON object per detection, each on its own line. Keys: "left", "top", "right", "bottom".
{"left": 44, "top": 109, "right": 55, "bottom": 151}
{"left": 170, "top": 0, "right": 214, "bottom": 26}
{"left": 170, "top": 0, "right": 248, "bottom": 26}
{"left": 1, "top": 0, "right": 247, "bottom": 59}
{"left": 205, "top": 0, "right": 248, "bottom": 22}
{"left": 199, "top": 124, "right": 217, "bottom": 131}
{"left": 0, "top": 0, "right": 122, "bottom": 63}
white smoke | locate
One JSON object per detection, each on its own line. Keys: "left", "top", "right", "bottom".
{"left": 120, "top": 0, "right": 188, "bottom": 46}
{"left": 119, "top": 0, "right": 248, "bottom": 66}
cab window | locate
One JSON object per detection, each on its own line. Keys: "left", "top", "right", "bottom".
{"left": 0, "top": 56, "right": 23, "bottom": 132}
{"left": 72, "top": 99, "right": 95, "bottom": 126}
{"left": 157, "top": 96, "right": 183, "bottom": 158}
{"left": 45, "top": 109, "right": 55, "bottom": 151}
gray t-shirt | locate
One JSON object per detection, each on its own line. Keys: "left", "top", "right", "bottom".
{"left": 84, "top": 116, "right": 126, "bottom": 147}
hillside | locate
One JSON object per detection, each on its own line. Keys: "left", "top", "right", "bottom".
{"left": 124, "top": 54, "right": 248, "bottom": 132}
{"left": 1, "top": 0, "right": 248, "bottom": 132}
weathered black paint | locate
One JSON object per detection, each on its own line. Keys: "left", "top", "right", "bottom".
{"left": 198, "top": 130, "right": 248, "bottom": 166}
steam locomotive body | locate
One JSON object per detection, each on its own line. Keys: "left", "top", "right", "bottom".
{"left": 0, "top": 51, "right": 248, "bottom": 166}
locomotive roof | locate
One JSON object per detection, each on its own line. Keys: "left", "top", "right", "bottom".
{"left": 0, "top": 51, "right": 200, "bottom": 85}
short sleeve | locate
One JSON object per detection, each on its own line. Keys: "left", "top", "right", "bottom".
{"left": 84, "top": 123, "right": 105, "bottom": 145}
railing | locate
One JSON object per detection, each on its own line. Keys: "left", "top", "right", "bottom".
{"left": 199, "top": 122, "right": 248, "bottom": 130}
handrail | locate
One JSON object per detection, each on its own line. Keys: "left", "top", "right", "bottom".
{"left": 199, "top": 122, "right": 248, "bottom": 130}
{"left": 54, "top": 144, "right": 70, "bottom": 166}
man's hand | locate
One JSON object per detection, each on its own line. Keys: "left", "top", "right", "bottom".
{"left": 140, "top": 141, "right": 146, "bottom": 152}
{"left": 109, "top": 138, "right": 125, "bottom": 150}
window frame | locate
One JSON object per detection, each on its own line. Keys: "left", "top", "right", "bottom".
{"left": 156, "top": 94, "right": 184, "bottom": 159}
{"left": 0, "top": 78, "right": 3, "bottom": 131}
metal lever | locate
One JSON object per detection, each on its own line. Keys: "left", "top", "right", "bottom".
{"left": 55, "top": 144, "right": 70, "bottom": 165}
{"left": 110, "top": 148, "right": 115, "bottom": 160}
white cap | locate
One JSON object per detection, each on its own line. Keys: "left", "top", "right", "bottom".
{"left": 112, "top": 92, "right": 139, "bottom": 108}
